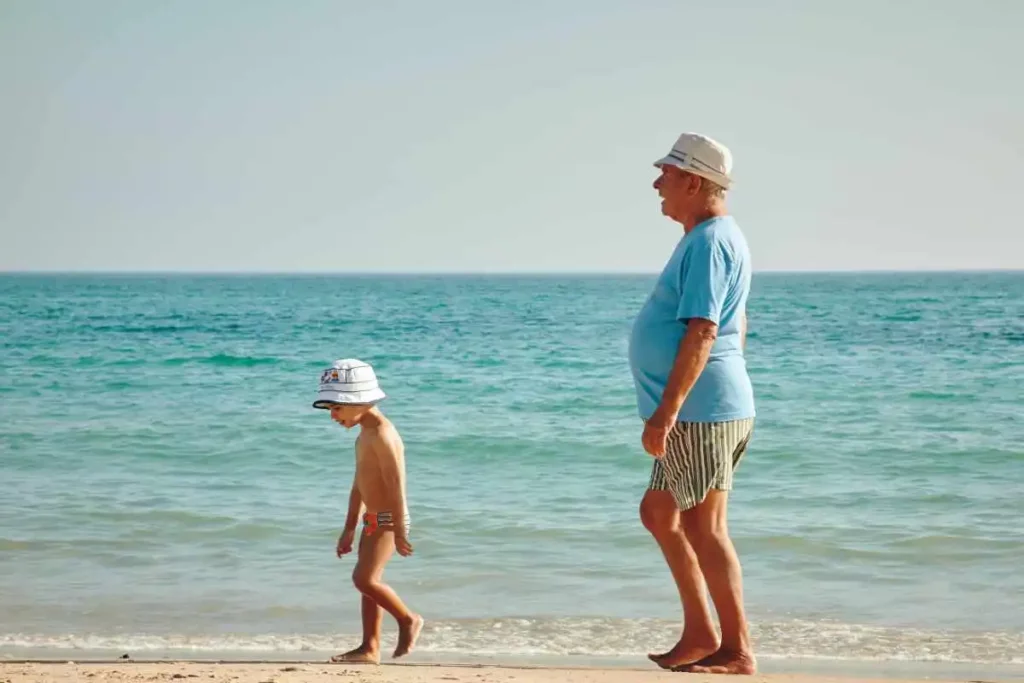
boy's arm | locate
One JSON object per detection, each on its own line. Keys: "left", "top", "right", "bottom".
{"left": 343, "top": 478, "right": 363, "bottom": 533}
{"left": 375, "top": 432, "right": 408, "bottom": 536}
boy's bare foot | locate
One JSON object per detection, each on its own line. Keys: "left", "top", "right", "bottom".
{"left": 393, "top": 614, "right": 424, "bottom": 658}
{"left": 672, "top": 648, "right": 757, "bottom": 675}
{"left": 329, "top": 646, "right": 380, "bottom": 665}
{"left": 647, "top": 634, "right": 719, "bottom": 669}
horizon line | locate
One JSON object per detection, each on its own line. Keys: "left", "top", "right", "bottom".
{"left": 0, "top": 267, "right": 1021, "bottom": 276}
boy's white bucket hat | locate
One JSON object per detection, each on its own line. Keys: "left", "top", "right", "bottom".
{"left": 313, "top": 359, "right": 386, "bottom": 409}
{"left": 653, "top": 132, "right": 734, "bottom": 189}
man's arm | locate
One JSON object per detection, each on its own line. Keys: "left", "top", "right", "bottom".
{"left": 641, "top": 236, "right": 729, "bottom": 457}
{"left": 740, "top": 312, "right": 747, "bottom": 352}
{"left": 654, "top": 318, "right": 718, "bottom": 421}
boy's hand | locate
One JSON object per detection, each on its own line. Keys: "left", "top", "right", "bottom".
{"left": 336, "top": 528, "right": 356, "bottom": 557}
{"left": 395, "top": 533, "right": 414, "bottom": 557}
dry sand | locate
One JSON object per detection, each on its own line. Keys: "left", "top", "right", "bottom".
{"left": 0, "top": 661, "right": 1005, "bottom": 683}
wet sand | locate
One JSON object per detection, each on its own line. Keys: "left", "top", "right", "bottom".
{"left": 0, "top": 661, "right": 1005, "bottom": 683}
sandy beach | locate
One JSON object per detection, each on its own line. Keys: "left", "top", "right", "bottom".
{"left": 0, "top": 661, "right": 1010, "bottom": 683}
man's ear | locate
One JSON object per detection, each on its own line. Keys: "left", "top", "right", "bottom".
{"left": 688, "top": 173, "right": 703, "bottom": 196}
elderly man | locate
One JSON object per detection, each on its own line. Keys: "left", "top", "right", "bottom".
{"left": 628, "top": 132, "right": 756, "bottom": 675}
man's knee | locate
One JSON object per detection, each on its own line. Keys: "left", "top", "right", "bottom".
{"left": 639, "top": 490, "right": 679, "bottom": 536}
{"left": 682, "top": 489, "right": 730, "bottom": 549}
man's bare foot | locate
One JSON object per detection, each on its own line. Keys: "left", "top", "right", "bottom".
{"left": 393, "top": 614, "right": 424, "bottom": 658}
{"left": 672, "top": 648, "right": 757, "bottom": 675}
{"left": 647, "top": 634, "right": 719, "bottom": 669}
{"left": 329, "top": 646, "right": 380, "bottom": 665}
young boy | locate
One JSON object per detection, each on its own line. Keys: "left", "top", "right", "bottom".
{"left": 313, "top": 358, "right": 423, "bottom": 664}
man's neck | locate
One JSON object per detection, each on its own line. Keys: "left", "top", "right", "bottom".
{"left": 683, "top": 201, "right": 727, "bottom": 234}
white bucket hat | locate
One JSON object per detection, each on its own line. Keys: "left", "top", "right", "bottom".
{"left": 313, "top": 359, "right": 386, "bottom": 409}
{"left": 653, "top": 132, "right": 733, "bottom": 189}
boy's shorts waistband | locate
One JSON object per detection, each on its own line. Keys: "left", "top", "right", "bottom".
{"left": 362, "top": 510, "right": 411, "bottom": 535}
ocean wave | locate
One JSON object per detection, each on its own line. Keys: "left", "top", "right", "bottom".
{"left": 161, "top": 354, "right": 282, "bottom": 367}
{"left": 84, "top": 325, "right": 206, "bottom": 335}
{"left": 1, "top": 618, "right": 1021, "bottom": 665}
{"left": 199, "top": 354, "right": 282, "bottom": 367}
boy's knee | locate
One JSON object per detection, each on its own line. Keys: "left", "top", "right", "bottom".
{"left": 352, "top": 570, "right": 375, "bottom": 594}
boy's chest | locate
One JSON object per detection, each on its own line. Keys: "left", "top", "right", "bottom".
{"left": 354, "top": 440, "right": 375, "bottom": 471}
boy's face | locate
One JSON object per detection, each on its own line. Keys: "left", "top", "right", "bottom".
{"left": 329, "top": 403, "right": 370, "bottom": 428}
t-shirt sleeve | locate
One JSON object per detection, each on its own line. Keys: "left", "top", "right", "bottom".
{"left": 676, "top": 237, "right": 730, "bottom": 325}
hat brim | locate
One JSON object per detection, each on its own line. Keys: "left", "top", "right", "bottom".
{"left": 653, "top": 156, "right": 732, "bottom": 189}
{"left": 313, "top": 388, "right": 386, "bottom": 409}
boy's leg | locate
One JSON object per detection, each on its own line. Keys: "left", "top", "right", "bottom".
{"left": 351, "top": 527, "right": 423, "bottom": 658}
{"left": 360, "top": 593, "right": 384, "bottom": 652}
{"left": 330, "top": 532, "right": 384, "bottom": 664}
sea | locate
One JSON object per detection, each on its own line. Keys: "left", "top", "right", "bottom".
{"left": 1, "top": 272, "right": 1022, "bottom": 679}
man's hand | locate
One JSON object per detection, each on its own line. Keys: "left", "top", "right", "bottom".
{"left": 642, "top": 318, "right": 717, "bottom": 458}
{"left": 642, "top": 407, "right": 676, "bottom": 458}
{"left": 336, "top": 528, "right": 356, "bottom": 558}
{"left": 395, "top": 532, "right": 414, "bottom": 557}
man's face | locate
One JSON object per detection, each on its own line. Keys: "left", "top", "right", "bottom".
{"left": 653, "top": 165, "right": 700, "bottom": 222}
{"left": 329, "top": 404, "right": 370, "bottom": 428}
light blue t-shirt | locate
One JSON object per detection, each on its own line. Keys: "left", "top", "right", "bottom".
{"left": 628, "top": 215, "right": 755, "bottom": 423}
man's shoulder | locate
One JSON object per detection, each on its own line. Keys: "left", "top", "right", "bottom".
{"left": 704, "top": 215, "right": 745, "bottom": 240}
{"left": 697, "top": 217, "right": 749, "bottom": 261}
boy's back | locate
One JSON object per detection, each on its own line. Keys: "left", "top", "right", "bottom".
{"left": 354, "top": 419, "right": 409, "bottom": 531}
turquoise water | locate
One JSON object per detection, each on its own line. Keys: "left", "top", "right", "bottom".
{"left": 1, "top": 273, "right": 1022, "bottom": 671}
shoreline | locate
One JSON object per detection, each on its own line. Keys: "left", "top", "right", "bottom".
{"left": 0, "top": 660, "right": 1019, "bottom": 683}
{"left": 2, "top": 654, "right": 1021, "bottom": 683}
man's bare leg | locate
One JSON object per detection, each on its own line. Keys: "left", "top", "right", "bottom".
{"left": 351, "top": 528, "right": 423, "bottom": 659}
{"left": 639, "top": 490, "right": 720, "bottom": 669}
{"left": 676, "top": 489, "right": 756, "bottom": 675}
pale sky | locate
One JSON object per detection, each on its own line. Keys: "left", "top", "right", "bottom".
{"left": 1, "top": 0, "right": 1021, "bottom": 273}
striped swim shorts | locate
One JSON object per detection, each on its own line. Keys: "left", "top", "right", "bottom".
{"left": 362, "top": 510, "right": 411, "bottom": 537}
{"left": 648, "top": 418, "right": 755, "bottom": 511}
